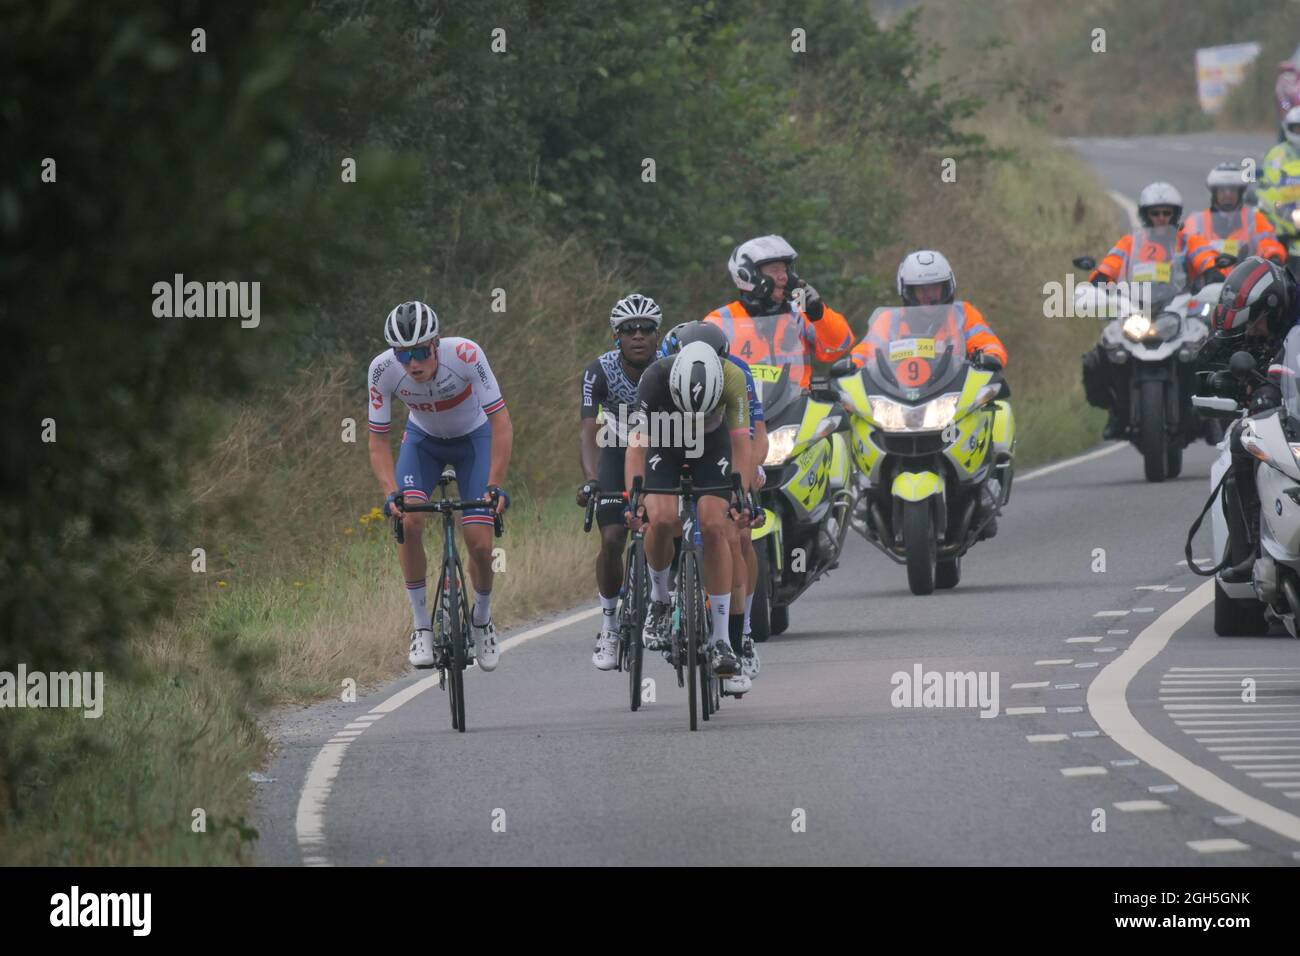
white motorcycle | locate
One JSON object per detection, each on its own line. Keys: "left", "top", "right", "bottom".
{"left": 1190, "top": 332, "right": 1300, "bottom": 638}
{"left": 1075, "top": 245, "right": 1226, "bottom": 482}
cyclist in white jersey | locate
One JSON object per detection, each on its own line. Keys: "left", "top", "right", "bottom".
{"left": 367, "top": 301, "right": 513, "bottom": 671}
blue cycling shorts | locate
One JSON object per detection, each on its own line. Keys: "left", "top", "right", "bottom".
{"left": 395, "top": 419, "right": 494, "bottom": 527}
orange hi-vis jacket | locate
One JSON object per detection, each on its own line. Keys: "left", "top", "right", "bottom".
{"left": 1180, "top": 207, "right": 1286, "bottom": 264}
{"left": 703, "top": 299, "right": 854, "bottom": 388}
{"left": 849, "top": 302, "right": 1008, "bottom": 370}
{"left": 1089, "top": 229, "right": 1219, "bottom": 285}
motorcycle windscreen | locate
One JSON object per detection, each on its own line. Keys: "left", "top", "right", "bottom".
{"left": 748, "top": 362, "right": 798, "bottom": 421}
{"left": 737, "top": 311, "right": 811, "bottom": 388}
{"left": 1119, "top": 225, "right": 1186, "bottom": 311}
{"left": 859, "top": 305, "right": 968, "bottom": 402}
{"left": 1280, "top": 325, "right": 1300, "bottom": 425}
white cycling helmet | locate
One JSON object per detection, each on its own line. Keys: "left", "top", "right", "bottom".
{"left": 1206, "top": 162, "right": 1248, "bottom": 210}
{"left": 728, "top": 235, "right": 798, "bottom": 292}
{"left": 384, "top": 300, "right": 439, "bottom": 347}
{"left": 609, "top": 293, "right": 663, "bottom": 332}
{"left": 1285, "top": 106, "right": 1300, "bottom": 149}
{"left": 1137, "top": 181, "right": 1183, "bottom": 226}
{"left": 668, "top": 341, "right": 724, "bottom": 416}
{"left": 897, "top": 250, "right": 955, "bottom": 305}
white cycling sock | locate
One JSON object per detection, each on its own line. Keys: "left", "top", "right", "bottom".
{"left": 649, "top": 565, "right": 672, "bottom": 604}
{"left": 743, "top": 593, "right": 754, "bottom": 636}
{"left": 599, "top": 593, "right": 618, "bottom": 630}
{"left": 407, "top": 579, "right": 431, "bottom": 630}
{"left": 708, "top": 593, "right": 730, "bottom": 646}
{"left": 472, "top": 590, "right": 491, "bottom": 626}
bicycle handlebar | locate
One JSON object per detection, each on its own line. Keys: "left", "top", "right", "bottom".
{"left": 389, "top": 490, "right": 504, "bottom": 543}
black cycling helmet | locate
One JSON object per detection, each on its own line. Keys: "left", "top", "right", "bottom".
{"left": 1211, "top": 256, "right": 1293, "bottom": 343}
{"left": 660, "top": 320, "right": 729, "bottom": 358}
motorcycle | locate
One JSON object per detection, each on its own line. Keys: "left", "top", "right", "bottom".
{"left": 831, "top": 305, "right": 1014, "bottom": 596}
{"left": 745, "top": 313, "right": 854, "bottom": 642}
{"left": 1271, "top": 201, "right": 1300, "bottom": 283}
{"left": 1190, "top": 336, "right": 1300, "bottom": 638}
{"left": 1074, "top": 237, "right": 1226, "bottom": 482}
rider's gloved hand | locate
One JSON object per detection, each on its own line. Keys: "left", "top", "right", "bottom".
{"left": 383, "top": 490, "right": 404, "bottom": 518}
{"left": 792, "top": 277, "right": 825, "bottom": 320}
{"left": 487, "top": 484, "right": 510, "bottom": 514}
{"left": 972, "top": 350, "right": 1004, "bottom": 372}
{"left": 577, "top": 480, "right": 598, "bottom": 508}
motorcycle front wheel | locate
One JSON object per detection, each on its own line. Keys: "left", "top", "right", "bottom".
{"left": 1139, "top": 380, "right": 1168, "bottom": 483}
{"left": 903, "top": 499, "right": 936, "bottom": 595}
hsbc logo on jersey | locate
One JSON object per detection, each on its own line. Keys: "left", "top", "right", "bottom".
{"left": 370, "top": 385, "right": 383, "bottom": 409}
{"left": 455, "top": 342, "right": 477, "bottom": 364}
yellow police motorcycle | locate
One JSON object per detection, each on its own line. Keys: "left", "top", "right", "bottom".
{"left": 745, "top": 314, "right": 853, "bottom": 640}
{"left": 832, "top": 306, "right": 1014, "bottom": 595}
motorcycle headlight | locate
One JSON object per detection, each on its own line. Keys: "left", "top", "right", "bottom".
{"left": 1122, "top": 312, "right": 1152, "bottom": 341}
{"left": 763, "top": 424, "right": 800, "bottom": 466}
{"left": 869, "top": 393, "right": 961, "bottom": 432}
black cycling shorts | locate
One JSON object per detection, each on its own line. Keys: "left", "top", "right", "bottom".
{"left": 595, "top": 445, "right": 628, "bottom": 529}
{"left": 643, "top": 426, "right": 734, "bottom": 500}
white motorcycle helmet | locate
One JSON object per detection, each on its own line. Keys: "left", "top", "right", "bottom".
{"left": 1206, "top": 162, "right": 1249, "bottom": 211}
{"left": 1137, "top": 181, "right": 1183, "bottom": 227}
{"left": 728, "top": 235, "right": 798, "bottom": 292}
{"left": 1285, "top": 106, "right": 1300, "bottom": 149}
{"left": 897, "top": 250, "right": 956, "bottom": 305}
{"left": 668, "top": 341, "right": 724, "bottom": 416}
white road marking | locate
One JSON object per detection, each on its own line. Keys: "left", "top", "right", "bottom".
{"left": 1012, "top": 681, "right": 1050, "bottom": 689}
{"left": 1214, "top": 815, "right": 1246, "bottom": 826}
{"left": 1108, "top": 189, "right": 1141, "bottom": 229}
{"left": 1094, "top": 610, "right": 1129, "bottom": 618}
{"left": 1115, "top": 800, "right": 1167, "bottom": 812}
{"left": 1006, "top": 706, "right": 1047, "bottom": 716}
{"left": 1054, "top": 683, "right": 1081, "bottom": 690}
{"left": 1095, "top": 647, "right": 1117, "bottom": 653}
{"left": 1132, "top": 607, "right": 1155, "bottom": 613}
{"left": 1088, "top": 580, "right": 1300, "bottom": 844}
{"left": 1135, "top": 585, "right": 1166, "bottom": 591}
{"left": 1057, "top": 706, "right": 1084, "bottom": 713}
{"left": 1187, "top": 838, "right": 1250, "bottom": 853}
{"left": 1076, "top": 662, "right": 1100, "bottom": 669}
{"left": 1072, "top": 730, "right": 1102, "bottom": 738}
{"left": 1108, "top": 629, "right": 1129, "bottom": 635}
{"left": 1150, "top": 784, "right": 1179, "bottom": 793}
{"left": 1036, "top": 659, "right": 1073, "bottom": 666}
{"left": 1111, "top": 759, "right": 1140, "bottom": 767}
{"left": 293, "top": 605, "right": 604, "bottom": 864}
{"left": 1061, "top": 766, "right": 1108, "bottom": 777}
{"left": 1067, "top": 636, "right": 1102, "bottom": 643}
{"left": 1027, "top": 734, "right": 1069, "bottom": 742}
{"left": 1018, "top": 442, "right": 1126, "bottom": 482}
{"left": 1166, "top": 587, "right": 1186, "bottom": 593}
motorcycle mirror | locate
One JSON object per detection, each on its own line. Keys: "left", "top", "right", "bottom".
{"left": 1072, "top": 256, "right": 1096, "bottom": 271}
{"left": 1190, "top": 394, "right": 1241, "bottom": 418}
{"left": 1229, "top": 350, "right": 1257, "bottom": 377}
{"left": 829, "top": 357, "right": 857, "bottom": 378}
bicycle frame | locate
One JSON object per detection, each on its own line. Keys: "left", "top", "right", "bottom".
{"left": 391, "top": 475, "right": 503, "bottom": 733}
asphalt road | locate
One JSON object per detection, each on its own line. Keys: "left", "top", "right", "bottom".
{"left": 254, "top": 133, "right": 1300, "bottom": 866}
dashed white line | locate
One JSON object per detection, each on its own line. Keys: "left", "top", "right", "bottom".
{"left": 1088, "top": 580, "right": 1300, "bottom": 844}
{"left": 1115, "top": 800, "right": 1167, "bottom": 812}
{"left": 1067, "top": 636, "right": 1102, "bottom": 644}
{"left": 1027, "top": 734, "right": 1069, "bottom": 743}
{"left": 1187, "top": 838, "right": 1250, "bottom": 853}
{"left": 1006, "top": 706, "right": 1047, "bottom": 716}
{"left": 1036, "top": 659, "right": 1073, "bottom": 666}
{"left": 1061, "top": 766, "right": 1108, "bottom": 777}
{"left": 1012, "top": 681, "right": 1050, "bottom": 689}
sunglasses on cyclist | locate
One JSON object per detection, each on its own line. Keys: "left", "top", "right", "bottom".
{"left": 1146, "top": 208, "right": 1175, "bottom": 219}
{"left": 617, "top": 322, "right": 658, "bottom": 336}
{"left": 395, "top": 345, "right": 434, "bottom": 363}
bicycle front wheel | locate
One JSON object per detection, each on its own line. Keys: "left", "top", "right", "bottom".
{"left": 682, "top": 550, "right": 702, "bottom": 731}
{"left": 447, "top": 564, "right": 467, "bottom": 733}
{"left": 627, "top": 539, "right": 647, "bottom": 713}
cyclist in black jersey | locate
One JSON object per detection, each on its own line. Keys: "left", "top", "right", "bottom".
{"left": 625, "top": 339, "right": 751, "bottom": 678}
{"left": 578, "top": 294, "right": 663, "bottom": 670}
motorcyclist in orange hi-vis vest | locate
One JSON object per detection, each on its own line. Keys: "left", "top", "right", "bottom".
{"left": 702, "top": 234, "right": 854, "bottom": 390}
{"left": 1088, "top": 182, "right": 1222, "bottom": 286}
{"left": 849, "top": 250, "right": 1008, "bottom": 371}
{"left": 1181, "top": 162, "right": 1286, "bottom": 265}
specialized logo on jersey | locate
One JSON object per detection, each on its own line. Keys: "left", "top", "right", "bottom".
{"left": 455, "top": 342, "right": 477, "bottom": 364}
{"left": 370, "top": 385, "right": 383, "bottom": 409}
{"left": 718, "top": 457, "right": 728, "bottom": 472}
{"left": 649, "top": 454, "right": 663, "bottom": 469}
